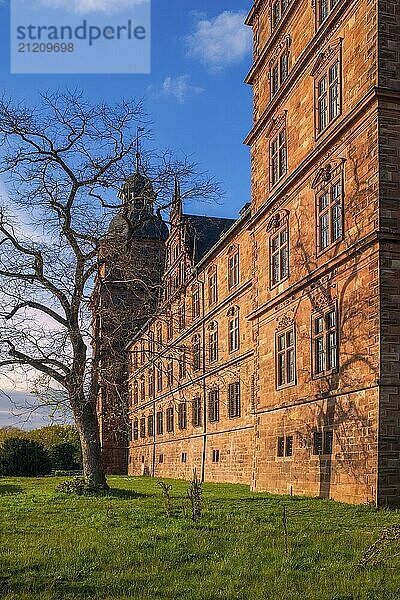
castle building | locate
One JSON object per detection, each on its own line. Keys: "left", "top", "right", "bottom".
{"left": 98, "top": 0, "right": 400, "bottom": 505}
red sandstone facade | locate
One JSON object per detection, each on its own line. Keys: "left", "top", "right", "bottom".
{"left": 99, "top": 0, "right": 400, "bottom": 505}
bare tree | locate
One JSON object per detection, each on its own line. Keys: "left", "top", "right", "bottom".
{"left": 0, "top": 89, "right": 221, "bottom": 489}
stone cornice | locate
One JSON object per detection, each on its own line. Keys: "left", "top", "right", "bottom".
{"left": 246, "top": 229, "right": 379, "bottom": 321}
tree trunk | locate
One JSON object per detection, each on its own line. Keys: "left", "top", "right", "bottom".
{"left": 73, "top": 396, "right": 109, "bottom": 490}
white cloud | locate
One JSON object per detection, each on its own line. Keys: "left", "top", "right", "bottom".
{"left": 38, "top": 0, "right": 149, "bottom": 15}
{"left": 149, "top": 75, "right": 204, "bottom": 104}
{"left": 186, "top": 10, "right": 252, "bottom": 72}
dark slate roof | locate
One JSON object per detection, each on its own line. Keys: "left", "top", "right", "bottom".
{"left": 183, "top": 214, "right": 237, "bottom": 264}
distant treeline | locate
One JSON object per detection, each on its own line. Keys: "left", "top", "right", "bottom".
{"left": 0, "top": 425, "right": 82, "bottom": 476}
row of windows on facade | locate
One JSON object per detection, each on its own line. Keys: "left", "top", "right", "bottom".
{"left": 269, "top": 55, "right": 341, "bottom": 188}
{"left": 130, "top": 383, "right": 241, "bottom": 441}
{"left": 137, "top": 449, "right": 221, "bottom": 466}
{"left": 165, "top": 246, "right": 239, "bottom": 305}
{"left": 131, "top": 311, "right": 240, "bottom": 385}
{"left": 271, "top": 0, "right": 341, "bottom": 35}
{"left": 277, "top": 430, "right": 334, "bottom": 457}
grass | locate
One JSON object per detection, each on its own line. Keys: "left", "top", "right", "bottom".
{"left": 0, "top": 476, "right": 400, "bottom": 599}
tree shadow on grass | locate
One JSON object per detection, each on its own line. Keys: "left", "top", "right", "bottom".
{"left": 106, "top": 488, "right": 152, "bottom": 500}
{"left": 0, "top": 483, "right": 23, "bottom": 495}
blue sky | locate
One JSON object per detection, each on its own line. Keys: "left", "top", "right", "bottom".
{"left": 0, "top": 0, "right": 253, "bottom": 426}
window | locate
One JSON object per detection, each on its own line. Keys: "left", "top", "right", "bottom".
{"left": 156, "top": 324, "right": 163, "bottom": 347}
{"left": 314, "top": 307, "right": 338, "bottom": 375}
{"left": 166, "top": 406, "right": 174, "bottom": 432}
{"left": 271, "top": 225, "right": 289, "bottom": 286}
{"left": 318, "top": 0, "right": 340, "bottom": 25}
{"left": 178, "top": 304, "right": 186, "bottom": 331}
{"left": 133, "top": 380, "right": 139, "bottom": 405}
{"left": 167, "top": 360, "right": 173, "bottom": 387}
{"left": 192, "top": 335, "right": 201, "bottom": 372}
{"left": 140, "top": 340, "right": 145, "bottom": 364}
{"left": 317, "top": 179, "right": 343, "bottom": 252}
{"left": 228, "top": 311, "right": 240, "bottom": 353}
{"left": 133, "top": 419, "right": 139, "bottom": 441}
{"left": 271, "top": 0, "right": 291, "bottom": 30}
{"left": 179, "top": 347, "right": 186, "bottom": 380}
{"left": 178, "top": 402, "right": 187, "bottom": 430}
{"left": 228, "top": 251, "right": 240, "bottom": 289}
{"left": 276, "top": 328, "right": 296, "bottom": 387}
{"left": 313, "top": 431, "right": 334, "bottom": 455}
{"left": 209, "top": 269, "right": 218, "bottom": 305}
{"left": 157, "top": 362, "right": 163, "bottom": 392}
{"left": 149, "top": 331, "right": 155, "bottom": 356}
{"left": 270, "top": 127, "right": 287, "bottom": 188}
{"left": 181, "top": 452, "right": 187, "bottom": 463}
{"left": 316, "top": 59, "right": 341, "bottom": 134}
{"left": 156, "top": 410, "right": 163, "bottom": 435}
{"left": 147, "top": 414, "right": 154, "bottom": 438}
{"left": 140, "top": 376, "right": 145, "bottom": 402}
{"left": 271, "top": 50, "right": 290, "bottom": 98}
{"left": 192, "top": 286, "right": 200, "bottom": 319}
{"left": 159, "top": 454, "right": 164, "bottom": 464}
{"left": 228, "top": 382, "right": 241, "bottom": 418}
{"left": 209, "top": 323, "right": 218, "bottom": 363}
{"left": 212, "top": 449, "right": 220, "bottom": 463}
{"left": 208, "top": 389, "right": 220, "bottom": 423}
{"left": 132, "top": 348, "right": 138, "bottom": 370}
{"left": 140, "top": 417, "right": 146, "bottom": 438}
{"left": 167, "top": 313, "right": 173, "bottom": 341}
{"left": 192, "top": 397, "right": 202, "bottom": 428}
{"left": 148, "top": 369, "right": 154, "bottom": 397}
{"left": 277, "top": 435, "right": 293, "bottom": 457}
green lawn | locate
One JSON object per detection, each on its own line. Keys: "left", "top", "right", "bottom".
{"left": 0, "top": 476, "right": 399, "bottom": 600}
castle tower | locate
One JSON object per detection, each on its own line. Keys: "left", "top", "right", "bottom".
{"left": 95, "top": 157, "right": 168, "bottom": 474}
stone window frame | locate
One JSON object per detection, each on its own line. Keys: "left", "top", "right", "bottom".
{"left": 140, "top": 375, "right": 145, "bottom": 402}
{"left": 271, "top": 0, "right": 292, "bottom": 32}
{"left": 312, "top": 159, "right": 345, "bottom": 256}
{"left": 268, "top": 211, "right": 290, "bottom": 288}
{"left": 227, "top": 245, "right": 240, "bottom": 290}
{"left": 156, "top": 361, "right": 163, "bottom": 392}
{"left": 191, "top": 284, "right": 201, "bottom": 320}
{"left": 208, "top": 387, "right": 220, "bottom": 423}
{"left": 212, "top": 449, "right": 220, "bottom": 463}
{"left": 208, "top": 321, "right": 219, "bottom": 364}
{"left": 133, "top": 419, "right": 139, "bottom": 441}
{"left": 166, "top": 405, "right": 174, "bottom": 433}
{"left": 277, "top": 435, "right": 294, "bottom": 458}
{"left": 269, "top": 35, "right": 291, "bottom": 99}
{"left": 312, "top": 302, "right": 339, "bottom": 378}
{"left": 156, "top": 410, "right": 163, "bottom": 435}
{"left": 228, "top": 306, "right": 240, "bottom": 354}
{"left": 139, "top": 416, "right": 146, "bottom": 439}
{"left": 313, "top": 0, "right": 341, "bottom": 29}
{"left": 275, "top": 325, "right": 296, "bottom": 389}
{"left": 192, "top": 397, "right": 202, "bottom": 428}
{"left": 267, "top": 113, "right": 288, "bottom": 190}
{"left": 156, "top": 323, "right": 163, "bottom": 348}
{"left": 312, "top": 429, "right": 334, "bottom": 455}
{"left": 178, "top": 302, "right": 186, "bottom": 332}
{"left": 147, "top": 413, "right": 155, "bottom": 438}
{"left": 227, "top": 381, "right": 241, "bottom": 419}
{"left": 208, "top": 265, "right": 218, "bottom": 306}
{"left": 178, "top": 401, "right": 187, "bottom": 430}
{"left": 166, "top": 360, "right": 173, "bottom": 388}
{"left": 178, "top": 345, "right": 187, "bottom": 381}
{"left": 192, "top": 334, "right": 202, "bottom": 372}
{"left": 311, "top": 39, "right": 343, "bottom": 139}
{"left": 148, "top": 331, "right": 155, "bottom": 357}
{"left": 148, "top": 368, "right": 155, "bottom": 398}
{"left": 132, "top": 380, "right": 139, "bottom": 405}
